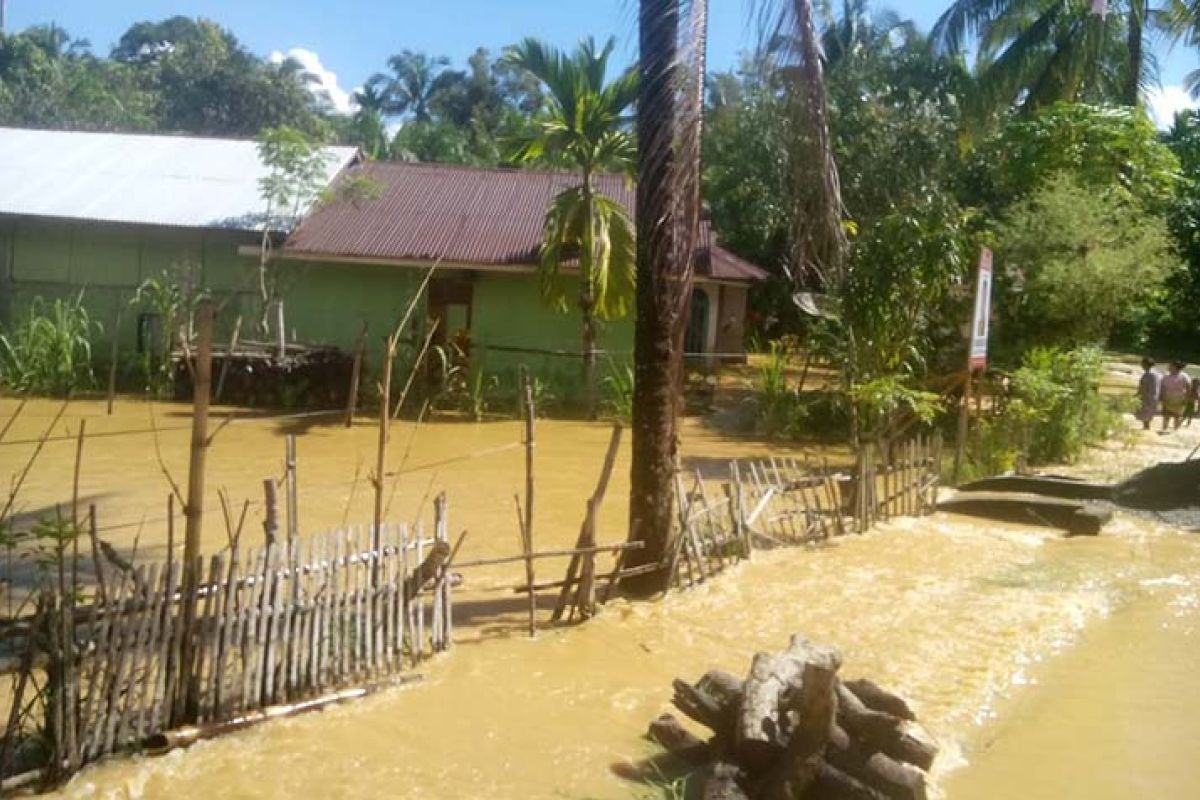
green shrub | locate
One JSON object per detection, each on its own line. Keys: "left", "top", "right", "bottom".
{"left": 0, "top": 294, "right": 99, "bottom": 396}
{"left": 963, "top": 345, "right": 1121, "bottom": 476}
{"left": 602, "top": 358, "right": 634, "bottom": 423}
{"left": 131, "top": 271, "right": 187, "bottom": 398}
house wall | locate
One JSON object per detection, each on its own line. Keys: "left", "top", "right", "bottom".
{"left": 471, "top": 271, "right": 635, "bottom": 395}
{"left": 714, "top": 283, "right": 749, "bottom": 362}
{"left": 0, "top": 217, "right": 259, "bottom": 351}
{"left": 274, "top": 261, "right": 637, "bottom": 402}
{"left": 0, "top": 217, "right": 749, "bottom": 397}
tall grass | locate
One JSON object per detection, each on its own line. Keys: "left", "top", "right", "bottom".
{"left": 0, "top": 294, "right": 99, "bottom": 396}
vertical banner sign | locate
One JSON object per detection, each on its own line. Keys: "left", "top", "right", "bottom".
{"left": 968, "top": 247, "right": 993, "bottom": 370}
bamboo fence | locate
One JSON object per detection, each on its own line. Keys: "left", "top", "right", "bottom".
{"left": 0, "top": 504, "right": 452, "bottom": 787}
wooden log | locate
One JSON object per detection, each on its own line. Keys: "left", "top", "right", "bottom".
{"left": 826, "top": 724, "right": 927, "bottom": 800}
{"left": 702, "top": 762, "right": 750, "bottom": 800}
{"left": 735, "top": 642, "right": 827, "bottom": 770}
{"left": 843, "top": 678, "right": 916, "bottom": 722}
{"left": 836, "top": 681, "right": 902, "bottom": 743}
{"left": 876, "top": 723, "right": 939, "bottom": 773}
{"left": 735, "top": 658, "right": 791, "bottom": 763}
{"left": 671, "top": 678, "right": 726, "bottom": 735}
{"left": 807, "top": 761, "right": 888, "bottom": 800}
{"left": 757, "top": 653, "right": 840, "bottom": 800}
{"left": 647, "top": 713, "right": 710, "bottom": 765}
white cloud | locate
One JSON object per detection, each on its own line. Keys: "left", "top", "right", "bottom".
{"left": 1147, "top": 84, "right": 1196, "bottom": 130}
{"left": 269, "top": 47, "right": 355, "bottom": 116}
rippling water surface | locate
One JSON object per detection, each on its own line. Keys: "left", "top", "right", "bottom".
{"left": 4, "top": 397, "right": 1198, "bottom": 799}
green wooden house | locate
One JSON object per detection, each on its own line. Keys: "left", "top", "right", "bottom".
{"left": 0, "top": 128, "right": 766, "bottom": 396}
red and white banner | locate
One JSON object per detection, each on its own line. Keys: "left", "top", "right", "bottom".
{"left": 969, "top": 248, "right": 993, "bottom": 370}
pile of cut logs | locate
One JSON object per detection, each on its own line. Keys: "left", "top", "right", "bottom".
{"left": 649, "top": 635, "right": 938, "bottom": 800}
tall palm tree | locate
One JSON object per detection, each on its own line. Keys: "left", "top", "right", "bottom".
{"left": 820, "top": 0, "right": 918, "bottom": 71}
{"left": 625, "top": 0, "right": 709, "bottom": 587}
{"left": 369, "top": 50, "right": 452, "bottom": 121}
{"left": 504, "top": 37, "right": 638, "bottom": 418}
{"left": 932, "top": 0, "right": 1159, "bottom": 111}
{"left": 350, "top": 83, "right": 390, "bottom": 158}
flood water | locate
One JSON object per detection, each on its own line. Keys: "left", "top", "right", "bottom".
{"left": 3, "top": 396, "right": 1199, "bottom": 799}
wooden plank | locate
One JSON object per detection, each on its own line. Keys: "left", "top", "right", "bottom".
{"left": 101, "top": 566, "right": 143, "bottom": 756}
{"left": 213, "top": 545, "right": 241, "bottom": 719}
{"left": 247, "top": 546, "right": 272, "bottom": 712}
{"left": 231, "top": 546, "right": 257, "bottom": 714}
{"left": 334, "top": 529, "right": 348, "bottom": 682}
{"left": 352, "top": 526, "right": 365, "bottom": 675}
{"left": 129, "top": 562, "right": 163, "bottom": 743}
{"left": 79, "top": 576, "right": 116, "bottom": 760}
{"left": 196, "top": 554, "right": 222, "bottom": 721}
{"left": 400, "top": 527, "right": 412, "bottom": 666}
{"left": 149, "top": 559, "right": 179, "bottom": 737}
{"left": 415, "top": 526, "right": 425, "bottom": 660}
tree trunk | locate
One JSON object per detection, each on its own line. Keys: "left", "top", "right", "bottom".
{"left": 581, "top": 170, "right": 599, "bottom": 420}
{"left": 1123, "top": 0, "right": 1144, "bottom": 107}
{"left": 627, "top": 0, "right": 684, "bottom": 591}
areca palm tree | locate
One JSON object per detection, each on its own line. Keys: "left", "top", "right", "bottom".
{"left": 932, "top": 0, "right": 1164, "bottom": 110}
{"left": 503, "top": 36, "right": 638, "bottom": 418}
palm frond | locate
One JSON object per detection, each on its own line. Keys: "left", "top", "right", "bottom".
{"left": 932, "top": 0, "right": 1022, "bottom": 54}
{"left": 755, "top": 0, "right": 848, "bottom": 290}
{"left": 503, "top": 38, "right": 578, "bottom": 113}
{"left": 537, "top": 186, "right": 587, "bottom": 312}
{"left": 592, "top": 194, "right": 637, "bottom": 319}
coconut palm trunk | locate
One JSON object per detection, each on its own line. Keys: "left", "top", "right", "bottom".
{"left": 626, "top": 0, "right": 685, "bottom": 589}
{"left": 1124, "top": 0, "right": 1145, "bottom": 106}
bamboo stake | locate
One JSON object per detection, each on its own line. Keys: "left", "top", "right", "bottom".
{"left": 285, "top": 435, "right": 298, "bottom": 542}
{"left": 262, "top": 480, "right": 279, "bottom": 547}
{"left": 551, "top": 424, "right": 623, "bottom": 621}
{"left": 106, "top": 305, "right": 121, "bottom": 415}
{"left": 344, "top": 321, "right": 367, "bottom": 428}
{"left": 521, "top": 371, "right": 536, "bottom": 636}
{"left": 214, "top": 314, "right": 241, "bottom": 404}
{"left": 179, "top": 300, "right": 214, "bottom": 722}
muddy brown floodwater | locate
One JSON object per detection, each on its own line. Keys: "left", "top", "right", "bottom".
{"left": 3, "top": 396, "right": 1199, "bottom": 799}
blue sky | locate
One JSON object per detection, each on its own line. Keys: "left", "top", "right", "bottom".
{"left": 8, "top": 0, "right": 1199, "bottom": 123}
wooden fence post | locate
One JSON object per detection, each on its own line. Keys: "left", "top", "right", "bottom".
{"left": 106, "top": 305, "right": 121, "bottom": 415}
{"left": 275, "top": 299, "right": 286, "bottom": 361}
{"left": 263, "top": 479, "right": 279, "bottom": 546}
{"left": 180, "top": 298, "right": 214, "bottom": 721}
{"left": 285, "top": 434, "right": 298, "bottom": 542}
{"left": 214, "top": 314, "right": 241, "bottom": 403}
{"left": 344, "top": 321, "right": 367, "bottom": 428}
{"left": 373, "top": 331, "right": 397, "bottom": 586}
{"left": 521, "top": 369, "right": 536, "bottom": 636}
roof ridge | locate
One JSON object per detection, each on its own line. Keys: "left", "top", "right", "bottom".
{"left": 362, "top": 159, "right": 631, "bottom": 182}
{"left": 0, "top": 125, "right": 356, "bottom": 153}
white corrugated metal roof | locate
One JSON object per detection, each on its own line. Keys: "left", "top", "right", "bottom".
{"left": 0, "top": 127, "right": 358, "bottom": 232}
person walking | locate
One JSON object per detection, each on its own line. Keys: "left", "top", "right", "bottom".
{"left": 1186, "top": 374, "right": 1200, "bottom": 427}
{"left": 1160, "top": 361, "right": 1191, "bottom": 432}
{"left": 1136, "top": 357, "right": 1161, "bottom": 430}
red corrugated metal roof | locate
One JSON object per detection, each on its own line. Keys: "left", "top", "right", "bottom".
{"left": 283, "top": 161, "right": 768, "bottom": 283}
